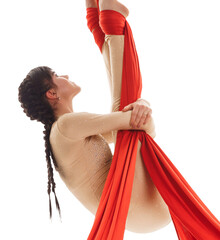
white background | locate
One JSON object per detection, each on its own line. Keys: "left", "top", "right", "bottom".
{"left": 0, "top": 0, "right": 220, "bottom": 239}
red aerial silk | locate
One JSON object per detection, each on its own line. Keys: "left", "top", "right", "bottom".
{"left": 86, "top": 3, "right": 220, "bottom": 240}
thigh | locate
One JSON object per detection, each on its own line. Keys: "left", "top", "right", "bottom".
{"left": 126, "top": 140, "right": 171, "bottom": 232}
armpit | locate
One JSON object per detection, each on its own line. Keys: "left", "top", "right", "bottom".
{"left": 100, "top": 131, "right": 114, "bottom": 144}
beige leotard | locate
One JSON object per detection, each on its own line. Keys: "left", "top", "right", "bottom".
{"left": 49, "top": 35, "right": 171, "bottom": 233}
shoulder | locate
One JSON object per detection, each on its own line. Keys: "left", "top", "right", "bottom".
{"left": 56, "top": 112, "right": 87, "bottom": 132}
{"left": 56, "top": 111, "right": 100, "bottom": 140}
{"left": 57, "top": 112, "right": 88, "bottom": 125}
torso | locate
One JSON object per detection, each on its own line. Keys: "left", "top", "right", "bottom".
{"left": 50, "top": 122, "right": 171, "bottom": 233}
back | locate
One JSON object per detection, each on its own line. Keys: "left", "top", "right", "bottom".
{"left": 49, "top": 119, "right": 113, "bottom": 214}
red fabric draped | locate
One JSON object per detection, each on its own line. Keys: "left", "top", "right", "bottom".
{"left": 86, "top": 5, "right": 220, "bottom": 240}
{"left": 86, "top": 8, "right": 105, "bottom": 52}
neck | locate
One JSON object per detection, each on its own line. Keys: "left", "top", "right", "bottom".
{"left": 54, "top": 100, "right": 74, "bottom": 121}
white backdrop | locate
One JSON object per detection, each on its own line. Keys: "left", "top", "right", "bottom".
{"left": 0, "top": 0, "right": 220, "bottom": 239}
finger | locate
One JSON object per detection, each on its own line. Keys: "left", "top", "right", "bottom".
{"left": 122, "top": 104, "right": 133, "bottom": 112}
{"left": 132, "top": 105, "right": 146, "bottom": 128}
{"left": 143, "top": 109, "right": 152, "bottom": 125}
{"left": 137, "top": 107, "right": 152, "bottom": 127}
{"left": 137, "top": 114, "right": 147, "bottom": 128}
{"left": 136, "top": 107, "right": 149, "bottom": 128}
{"left": 130, "top": 105, "right": 139, "bottom": 127}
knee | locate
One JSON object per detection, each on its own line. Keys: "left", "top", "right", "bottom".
{"left": 99, "top": 0, "right": 129, "bottom": 19}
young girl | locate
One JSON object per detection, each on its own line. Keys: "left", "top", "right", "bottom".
{"left": 17, "top": 0, "right": 170, "bottom": 234}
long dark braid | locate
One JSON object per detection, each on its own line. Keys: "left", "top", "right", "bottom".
{"left": 18, "top": 66, "right": 61, "bottom": 220}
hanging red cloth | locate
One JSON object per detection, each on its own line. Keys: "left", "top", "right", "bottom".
{"left": 86, "top": 4, "right": 220, "bottom": 240}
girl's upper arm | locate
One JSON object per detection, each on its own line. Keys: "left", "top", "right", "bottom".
{"left": 56, "top": 111, "right": 144, "bottom": 141}
{"left": 100, "top": 131, "right": 114, "bottom": 144}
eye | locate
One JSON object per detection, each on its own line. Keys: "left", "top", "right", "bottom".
{"left": 60, "top": 75, "right": 69, "bottom": 80}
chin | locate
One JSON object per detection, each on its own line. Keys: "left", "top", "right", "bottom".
{"left": 72, "top": 87, "right": 81, "bottom": 98}
{"left": 76, "top": 86, "right": 81, "bottom": 93}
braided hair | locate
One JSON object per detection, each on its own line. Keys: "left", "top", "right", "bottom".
{"left": 18, "top": 66, "right": 61, "bottom": 220}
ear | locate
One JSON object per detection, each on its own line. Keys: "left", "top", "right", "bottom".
{"left": 45, "top": 88, "right": 57, "bottom": 100}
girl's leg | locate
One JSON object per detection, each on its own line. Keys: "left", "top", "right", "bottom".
{"left": 85, "top": 0, "right": 128, "bottom": 112}
{"left": 99, "top": 0, "right": 127, "bottom": 143}
{"left": 99, "top": 0, "right": 128, "bottom": 112}
{"left": 99, "top": 2, "right": 172, "bottom": 231}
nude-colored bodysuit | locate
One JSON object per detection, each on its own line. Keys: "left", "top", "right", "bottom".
{"left": 50, "top": 34, "right": 171, "bottom": 233}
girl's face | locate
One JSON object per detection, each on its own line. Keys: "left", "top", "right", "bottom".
{"left": 52, "top": 72, "right": 81, "bottom": 100}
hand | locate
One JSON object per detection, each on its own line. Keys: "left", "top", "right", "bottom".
{"left": 122, "top": 98, "right": 152, "bottom": 128}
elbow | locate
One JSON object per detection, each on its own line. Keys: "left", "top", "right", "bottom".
{"left": 143, "top": 116, "right": 156, "bottom": 138}
{"left": 150, "top": 131, "right": 156, "bottom": 139}
{"left": 144, "top": 129, "right": 156, "bottom": 139}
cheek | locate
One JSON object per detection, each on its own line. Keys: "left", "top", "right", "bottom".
{"left": 64, "top": 82, "right": 77, "bottom": 94}
{"left": 56, "top": 82, "right": 69, "bottom": 95}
